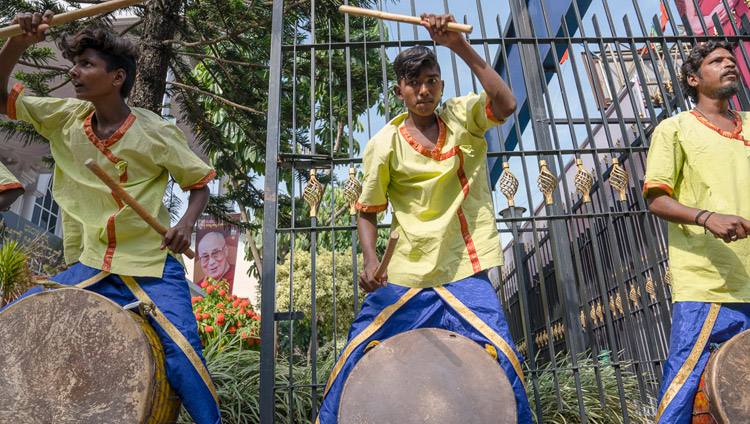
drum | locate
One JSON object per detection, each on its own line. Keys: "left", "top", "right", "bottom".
{"left": 692, "top": 330, "right": 750, "bottom": 423}
{"left": 0, "top": 288, "right": 181, "bottom": 423}
{"left": 338, "top": 328, "right": 517, "bottom": 423}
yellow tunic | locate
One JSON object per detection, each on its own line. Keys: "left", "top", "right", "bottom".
{"left": 0, "top": 162, "right": 23, "bottom": 193}
{"left": 356, "top": 91, "right": 505, "bottom": 287}
{"left": 643, "top": 110, "right": 750, "bottom": 303}
{"left": 8, "top": 84, "right": 216, "bottom": 278}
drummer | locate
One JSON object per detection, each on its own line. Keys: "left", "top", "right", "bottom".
{"left": 0, "top": 11, "right": 221, "bottom": 424}
{"left": 0, "top": 162, "right": 23, "bottom": 211}
{"left": 317, "top": 13, "right": 532, "bottom": 423}
{"left": 643, "top": 40, "right": 750, "bottom": 423}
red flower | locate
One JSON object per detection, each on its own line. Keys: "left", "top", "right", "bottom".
{"left": 202, "top": 313, "right": 210, "bottom": 320}
{"left": 196, "top": 306, "right": 203, "bottom": 312}
{"left": 217, "top": 303, "right": 225, "bottom": 309}
{"left": 200, "top": 281, "right": 208, "bottom": 288}
{"left": 240, "top": 300, "right": 249, "bottom": 307}
{"left": 225, "top": 296, "right": 232, "bottom": 302}
{"left": 219, "top": 289, "right": 226, "bottom": 296}
{"left": 232, "top": 295, "right": 238, "bottom": 300}
{"left": 232, "top": 300, "right": 240, "bottom": 308}
{"left": 216, "top": 320, "right": 225, "bottom": 327}
{"left": 239, "top": 308, "right": 246, "bottom": 315}
{"left": 252, "top": 316, "right": 260, "bottom": 321}
{"left": 206, "top": 285, "right": 215, "bottom": 294}
{"left": 229, "top": 326, "right": 236, "bottom": 334}
{"left": 216, "top": 313, "right": 225, "bottom": 322}
{"left": 237, "top": 321, "right": 243, "bottom": 328}
{"left": 204, "top": 325, "right": 214, "bottom": 333}
{"left": 194, "top": 312, "right": 202, "bottom": 320}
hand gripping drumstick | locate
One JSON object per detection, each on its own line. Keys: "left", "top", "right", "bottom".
{"left": 373, "top": 231, "right": 399, "bottom": 281}
{"left": 0, "top": 0, "right": 148, "bottom": 40}
{"left": 85, "top": 158, "right": 196, "bottom": 259}
{"left": 338, "top": 5, "right": 473, "bottom": 34}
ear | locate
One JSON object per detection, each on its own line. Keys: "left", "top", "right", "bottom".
{"left": 686, "top": 72, "right": 700, "bottom": 89}
{"left": 112, "top": 69, "right": 127, "bottom": 88}
{"left": 393, "top": 83, "right": 404, "bottom": 100}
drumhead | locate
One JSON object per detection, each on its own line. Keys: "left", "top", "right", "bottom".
{"left": 0, "top": 288, "right": 158, "bottom": 423}
{"left": 706, "top": 329, "right": 750, "bottom": 423}
{"left": 338, "top": 328, "right": 517, "bottom": 423}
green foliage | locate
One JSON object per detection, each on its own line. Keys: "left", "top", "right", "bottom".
{"left": 192, "top": 279, "right": 261, "bottom": 349}
{"left": 0, "top": 238, "right": 28, "bottom": 307}
{"left": 527, "top": 352, "right": 655, "bottom": 424}
{"left": 276, "top": 248, "right": 364, "bottom": 343}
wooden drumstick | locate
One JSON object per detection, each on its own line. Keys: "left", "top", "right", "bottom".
{"left": 0, "top": 0, "right": 148, "bottom": 40}
{"left": 374, "top": 231, "right": 399, "bottom": 280}
{"left": 84, "top": 158, "right": 196, "bottom": 259}
{"left": 338, "top": 5, "right": 473, "bottom": 34}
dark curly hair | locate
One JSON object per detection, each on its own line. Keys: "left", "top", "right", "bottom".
{"left": 58, "top": 27, "right": 140, "bottom": 98}
{"left": 680, "top": 40, "right": 735, "bottom": 103}
{"left": 393, "top": 46, "right": 440, "bottom": 82}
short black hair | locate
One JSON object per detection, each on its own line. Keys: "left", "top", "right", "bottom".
{"left": 393, "top": 46, "right": 440, "bottom": 82}
{"left": 59, "top": 27, "right": 140, "bottom": 98}
{"left": 680, "top": 40, "right": 735, "bottom": 103}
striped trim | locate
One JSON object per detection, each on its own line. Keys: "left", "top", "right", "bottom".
{"left": 322, "top": 288, "right": 422, "bottom": 397}
{"left": 655, "top": 303, "right": 720, "bottom": 422}
{"left": 181, "top": 170, "right": 217, "bottom": 191}
{"left": 485, "top": 97, "right": 507, "bottom": 124}
{"left": 398, "top": 115, "right": 448, "bottom": 161}
{"left": 455, "top": 149, "right": 480, "bottom": 272}
{"left": 355, "top": 202, "right": 388, "bottom": 213}
{"left": 0, "top": 182, "right": 23, "bottom": 193}
{"left": 120, "top": 275, "right": 220, "bottom": 405}
{"left": 691, "top": 110, "right": 749, "bottom": 146}
{"left": 433, "top": 286, "right": 525, "bottom": 388}
{"left": 642, "top": 182, "right": 674, "bottom": 198}
{"left": 83, "top": 112, "right": 136, "bottom": 148}
{"left": 6, "top": 83, "right": 23, "bottom": 120}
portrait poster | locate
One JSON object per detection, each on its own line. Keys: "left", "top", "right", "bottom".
{"left": 194, "top": 214, "right": 240, "bottom": 293}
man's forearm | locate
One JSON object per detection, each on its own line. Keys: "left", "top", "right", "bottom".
{"left": 647, "top": 191, "right": 706, "bottom": 226}
{"left": 357, "top": 211, "right": 379, "bottom": 264}
{"left": 178, "top": 186, "right": 210, "bottom": 228}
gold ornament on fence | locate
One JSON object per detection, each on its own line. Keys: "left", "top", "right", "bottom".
{"left": 609, "top": 295, "right": 616, "bottom": 315}
{"left": 303, "top": 169, "right": 324, "bottom": 218}
{"left": 629, "top": 284, "right": 638, "bottom": 305}
{"left": 664, "top": 268, "right": 672, "bottom": 286}
{"left": 499, "top": 161, "right": 519, "bottom": 207}
{"left": 574, "top": 158, "right": 594, "bottom": 203}
{"left": 581, "top": 309, "right": 586, "bottom": 328}
{"left": 609, "top": 157, "right": 629, "bottom": 201}
{"left": 596, "top": 302, "right": 604, "bottom": 323}
{"left": 616, "top": 292, "right": 624, "bottom": 315}
{"left": 342, "top": 167, "right": 362, "bottom": 216}
{"left": 646, "top": 276, "right": 656, "bottom": 299}
{"left": 538, "top": 160, "right": 557, "bottom": 205}
{"left": 590, "top": 305, "right": 598, "bottom": 325}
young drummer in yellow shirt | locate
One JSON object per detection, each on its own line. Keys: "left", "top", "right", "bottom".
{"left": 644, "top": 40, "right": 750, "bottom": 423}
{"left": 317, "top": 13, "right": 532, "bottom": 423}
{"left": 0, "top": 11, "right": 221, "bottom": 424}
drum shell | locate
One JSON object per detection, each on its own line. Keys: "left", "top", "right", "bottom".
{"left": 0, "top": 288, "right": 180, "bottom": 423}
{"left": 703, "top": 330, "right": 750, "bottom": 424}
{"left": 338, "top": 327, "right": 517, "bottom": 424}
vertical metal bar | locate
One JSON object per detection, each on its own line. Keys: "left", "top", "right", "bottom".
{"left": 308, "top": 3, "right": 319, "bottom": 421}
{"left": 344, "top": 0, "right": 359, "bottom": 320}
{"left": 259, "top": 0, "right": 284, "bottom": 422}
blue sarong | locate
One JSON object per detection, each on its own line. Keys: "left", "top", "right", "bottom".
{"left": 317, "top": 272, "right": 532, "bottom": 423}
{"left": 656, "top": 301, "right": 750, "bottom": 423}
{"left": 6, "top": 256, "right": 222, "bottom": 424}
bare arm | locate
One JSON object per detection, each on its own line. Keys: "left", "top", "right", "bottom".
{"left": 161, "top": 185, "right": 210, "bottom": 254}
{"left": 0, "top": 11, "right": 54, "bottom": 115}
{"left": 357, "top": 211, "right": 387, "bottom": 292}
{"left": 420, "top": 13, "right": 517, "bottom": 119}
{"left": 647, "top": 189, "right": 750, "bottom": 243}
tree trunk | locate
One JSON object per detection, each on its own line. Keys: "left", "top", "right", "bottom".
{"left": 0, "top": 288, "right": 5, "bottom": 309}
{"left": 129, "top": 0, "right": 182, "bottom": 113}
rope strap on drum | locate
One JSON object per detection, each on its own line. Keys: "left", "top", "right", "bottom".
{"left": 120, "top": 275, "right": 220, "bottom": 405}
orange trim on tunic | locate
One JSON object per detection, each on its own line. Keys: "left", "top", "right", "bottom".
{"left": 455, "top": 149, "right": 481, "bottom": 273}
{"left": 181, "top": 170, "right": 217, "bottom": 191}
{"left": 356, "top": 202, "right": 388, "bottom": 213}
{"left": 485, "top": 97, "right": 506, "bottom": 124}
{"left": 690, "top": 110, "right": 749, "bottom": 146}
{"left": 643, "top": 182, "right": 674, "bottom": 198}
{"left": 83, "top": 111, "right": 136, "bottom": 271}
{"left": 7, "top": 83, "right": 24, "bottom": 121}
{"left": 398, "top": 115, "right": 448, "bottom": 161}
{"left": 0, "top": 182, "right": 23, "bottom": 193}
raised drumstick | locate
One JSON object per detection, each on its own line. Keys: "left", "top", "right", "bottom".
{"left": 338, "top": 5, "right": 473, "bottom": 34}
{"left": 374, "top": 231, "right": 399, "bottom": 280}
{"left": 85, "top": 158, "right": 196, "bottom": 259}
{"left": 0, "top": 0, "right": 148, "bottom": 40}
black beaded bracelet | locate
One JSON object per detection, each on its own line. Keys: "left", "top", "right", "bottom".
{"left": 694, "top": 209, "right": 709, "bottom": 226}
{"left": 703, "top": 211, "right": 716, "bottom": 234}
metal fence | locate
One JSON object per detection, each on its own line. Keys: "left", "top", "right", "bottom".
{"left": 259, "top": 0, "right": 750, "bottom": 422}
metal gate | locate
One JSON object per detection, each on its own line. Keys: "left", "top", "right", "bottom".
{"left": 259, "top": 0, "right": 750, "bottom": 422}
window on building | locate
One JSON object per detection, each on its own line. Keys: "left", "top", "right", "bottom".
{"left": 31, "top": 177, "right": 59, "bottom": 234}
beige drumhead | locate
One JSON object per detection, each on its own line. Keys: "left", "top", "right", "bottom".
{"left": 338, "top": 328, "right": 517, "bottom": 423}
{"left": 706, "top": 329, "right": 750, "bottom": 423}
{"left": 0, "top": 288, "right": 160, "bottom": 423}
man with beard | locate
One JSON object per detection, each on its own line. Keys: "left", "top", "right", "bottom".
{"left": 197, "top": 231, "right": 234, "bottom": 290}
{"left": 643, "top": 40, "right": 750, "bottom": 423}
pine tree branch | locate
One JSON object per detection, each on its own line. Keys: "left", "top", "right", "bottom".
{"left": 119, "top": 18, "right": 143, "bottom": 36}
{"left": 17, "top": 60, "right": 68, "bottom": 73}
{"left": 168, "top": 80, "right": 266, "bottom": 116}
{"left": 175, "top": 51, "right": 268, "bottom": 68}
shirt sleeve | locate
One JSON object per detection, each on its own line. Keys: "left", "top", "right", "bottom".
{"left": 0, "top": 162, "right": 23, "bottom": 193}
{"left": 441, "top": 91, "right": 507, "bottom": 138}
{"left": 9, "top": 84, "right": 90, "bottom": 140}
{"left": 356, "top": 136, "right": 390, "bottom": 213}
{"left": 153, "top": 123, "right": 216, "bottom": 191}
{"left": 643, "top": 119, "right": 683, "bottom": 198}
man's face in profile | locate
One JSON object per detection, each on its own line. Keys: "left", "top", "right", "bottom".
{"left": 198, "top": 232, "right": 230, "bottom": 281}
